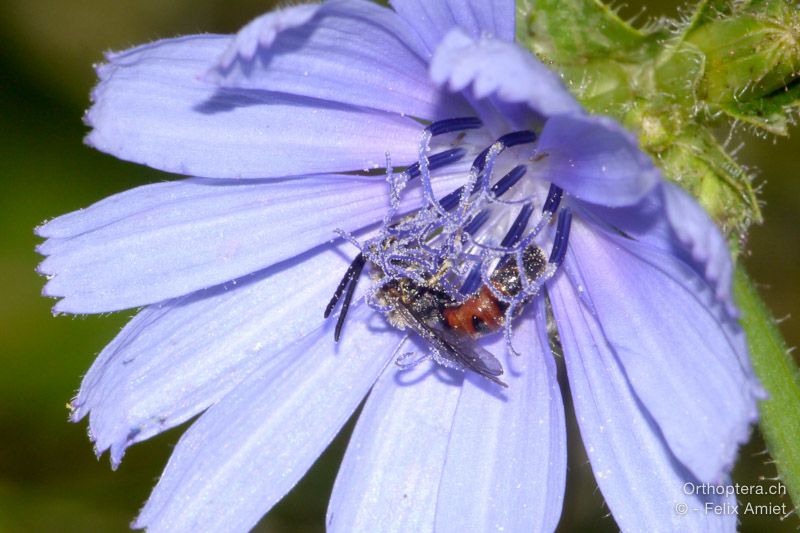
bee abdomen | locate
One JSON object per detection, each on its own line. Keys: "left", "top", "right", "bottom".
{"left": 443, "top": 286, "right": 503, "bottom": 336}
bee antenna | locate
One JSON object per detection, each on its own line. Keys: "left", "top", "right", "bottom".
{"left": 324, "top": 253, "right": 366, "bottom": 342}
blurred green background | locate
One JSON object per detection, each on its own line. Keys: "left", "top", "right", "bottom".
{"left": 1, "top": 0, "right": 797, "bottom": 531}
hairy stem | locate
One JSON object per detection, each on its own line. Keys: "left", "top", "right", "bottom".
{"left": 735, "top": 267, "right": 800, "bottom": 511}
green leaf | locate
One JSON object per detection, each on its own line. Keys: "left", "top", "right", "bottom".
{"left": 720, "top": 78, "right": 800, "bottom": 136}
{"left": 653, "top": 41, "right": 706, "bottom": 105}
{"left": 658, "top": 127, "right": 763, "bottom": 233}
{"left": 682, "top": 2, "right": 800, "bottom": 130}
{"left": 735, "top": 268, "right": 800, "bottom": 513}
{"left": 687, "top": 15, "right": 800, "bottom": 102}
{"left": 521, "top": 0, "right": 660, "bottom": 62}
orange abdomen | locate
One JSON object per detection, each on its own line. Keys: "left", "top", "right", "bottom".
{"left": 443, "top": 286, "right": 503, "bottom": 336}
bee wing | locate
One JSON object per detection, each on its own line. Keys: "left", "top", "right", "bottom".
{"left": 394, "top": 303, "right": 507, "bottom": 388}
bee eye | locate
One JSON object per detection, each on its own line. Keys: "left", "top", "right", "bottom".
{"left": 472, "top": 315, "right": 489, "bottom": 333}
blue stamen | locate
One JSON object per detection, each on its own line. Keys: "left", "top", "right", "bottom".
{"left": 548, "top": 208, "right": 572, "bottom": 266}
{"left": 471, "top": 146, "right": 492, "bottom": 173}
{"left": 491, "top": 165, "right": 527, "bottom": 198}
{"left": 474, "top": 130, "right": 536, "bottom": 188}
{"left": 460, "top": 265, "right": 483, "bottom": 295}
{"left": 464, "top": 209, "right": 490, "bottom": 235}
{"left": 437, "top": 131, "right": 538, "bottom": 211}
{"left": 500, "top": 203, "right": 533, "bottom": 248}
{"left": 542, "top": 184, "right": 563, "bottom": 214}
{"left": 426, "top": 117, "right": 483, "bottom": 136}
{"left": 405, "top": 148, "right": 466, "bottom": 180}
{"left": 497, "top": 130, "right": 537, "bottom": 148}
{"left": 438, "top": 187, "right": 464, "bottom": 211}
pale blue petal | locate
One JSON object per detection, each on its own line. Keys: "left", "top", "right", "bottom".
{"left": 85, "top": 35, "right": 422, "bottom": 179}
{"left": 38, "top": 173, "right": 463, "bottom": 312}
{"left": 390, "top": 0, "right": 515, "bottom": 53}
{"left": 208, "top": 0, "right": 468, "bottom": 119}
{"left": 535, "top": 113, "right": 660, "bottom": 206}
{"left": 576, "top": 183, "right": 737, "bottom": 315}
{"left": 328, "top": 356, "right": 464, "bottom": 533}
{"left": 134, "top": 304, "right": 401, "bottom": 532}
{"left": 563, "top": 220, "right": 759, "bottom": 483}
{"left": 550, "top": 275, "right": 737, "bottom": 532}
{"left": 435, "top": 299, "right": 566, "bottom": 533}
{"left": 70, "top": 245, "right": 353, "bottom": 467}
{"left": 429, "top": 30, "right": 581, "bottom": 119}
{"left": 662, "top": 182, "right": 737, "bottom": 314}
{"left": 576, "top": 185, "right": 674, "bottom": 253}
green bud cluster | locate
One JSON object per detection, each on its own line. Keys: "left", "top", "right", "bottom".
{"left": 518, "top": 0, "right": 800, "bottom": 253}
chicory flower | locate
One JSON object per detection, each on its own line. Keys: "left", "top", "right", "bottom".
{"left": 37, "top": 0, "right": 763, "bottom": 531}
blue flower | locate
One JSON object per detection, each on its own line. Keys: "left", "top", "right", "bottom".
{"left": 36, "top": 0, "right": 763, "bottom": 531}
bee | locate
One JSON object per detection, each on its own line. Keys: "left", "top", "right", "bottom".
{"left": 442, "top": 245, "right": 546, "bottom": 336}
{"left": 324, "top": 245, "right": 547, "bottom": 388}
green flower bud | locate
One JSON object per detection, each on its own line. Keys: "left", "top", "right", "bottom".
{"left": 686, "top": 7, "right": 800, "bottom": 106}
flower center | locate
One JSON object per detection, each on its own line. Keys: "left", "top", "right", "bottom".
{"left": 325, "top": 117, "right": 573, "bottom": 384}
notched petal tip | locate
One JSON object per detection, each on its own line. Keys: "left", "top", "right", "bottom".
{"left": 201, "top": 1, "right": 458, "bottom": 119}
{"left": 84, "top": 32, "right": 423, "bottom": 179}
{"left": 34, "top": 259, "right": 49, "bottom": 276}
{"left": 38, "top": 276, "right": 76, "bottom": 316}
{"left": 67, "top": 395, "right": 88, "bottom": 423}
{"left": 87, "top": 416, "right": 138, "bottom": 471}
{"left": 109, "top": 431, "right": 139, "bottom": 469}
{"left": 34, "top": 218, "right": 55, "bottom": 239}
{"left": 390, "top": 0, "right": 516, "bottom": 52}
{"left": 206, "top": 3, "right": 320, "bottom": 82}
{"left": 430, "top": 28, "right": 582, "bottom": 118}
{"left": 51, "top": 298, "right": 82, "bottom": 316}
